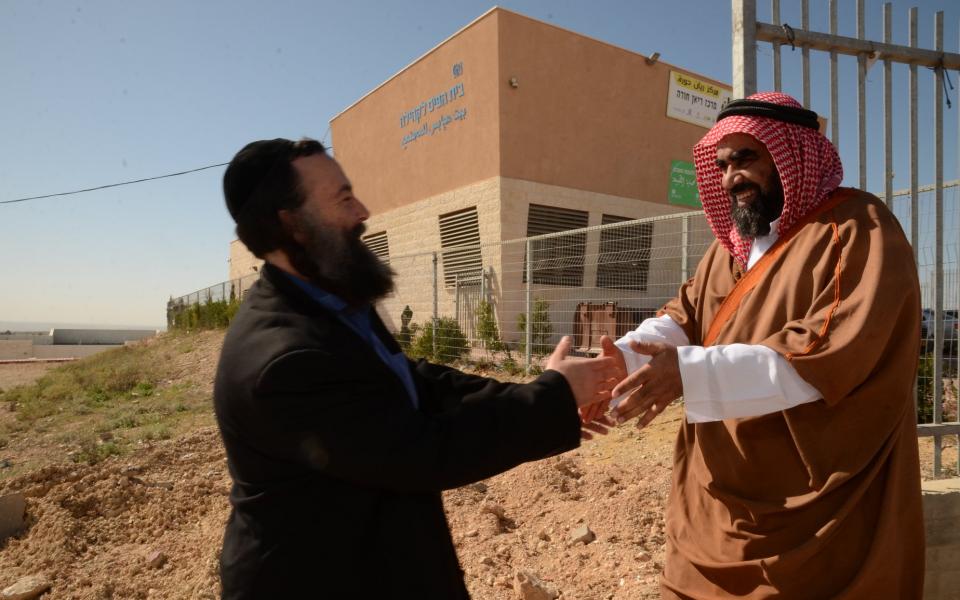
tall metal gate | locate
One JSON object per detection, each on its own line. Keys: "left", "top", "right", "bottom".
{"left": 453, "top": 270, "right": 487, "bottom": 342}
{"left": 732, "top": 0, "right": 960, "bottom": 475}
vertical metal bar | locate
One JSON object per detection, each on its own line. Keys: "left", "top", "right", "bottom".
{"left": 883, "top": 3, "right": 893, "bottom": 209}
{"left": 772, "top": 0, "right": 781, "bottom": 92}
{"left": 857, "top": 0, "right": 867, "bottom": 190}
{"left": 525, "top": 240, "right": 533, "bottom": 373}
{"left": 480, "top": 266, "right": 486, "bottom": 303}
{"left": 479, "top": 268, "right": 487, "bottom": 350}
{"left": 681, "top": 216, "right": 690, "bottom": 281}
{"left": 432, "top": 252, "right": 438, "bottom": 359}
{"left": 830, "top": 0, "right": 839, "bottom": 148}
{"left": 910, "top": 8, "right": 919, "bottom": 265}
{"left": 732, "top": 0, "right": 758, "bottom": 98}
{"left": 454, "top": 273, "right": 460, "bottom": 329}
{"left": 933, "top": 12, "right": 945, "bottom": 477}
{"left": 801, "top": 0, "right": 810, "bottom": 108}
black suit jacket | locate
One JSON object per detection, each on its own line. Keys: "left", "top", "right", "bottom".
{"left": 214, "top": 264, "right": 581, "bottom": 599}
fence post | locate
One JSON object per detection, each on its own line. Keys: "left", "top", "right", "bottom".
{"left": 731, "top": 0, "right": 757, "bottom": 98}
{"left": 480, "top": 267, "right": 486, "bottom": 303}
{"left": 932, "top": 11, "right": 945, "bottom": 477}
{"left": 432, "top": 252, "right": 439, "bottom": 359}
{"left": 525, "top": 239, "right": 533, "bottom": 373}
{"left": 681, "top": 215, "right": 690, "bottom": 281}
{"left": 454, "top": 273, "right": 460, "bottom": 330}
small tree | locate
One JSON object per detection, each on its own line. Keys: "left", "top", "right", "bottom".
{"left": 409, "top": 317, "right": 470, "bottom": 364}
{"left": 517, "top": 297, "right": 554, "bottom": 357}
{"left": 475, "top": 300, "right": 508, "bottom": 356}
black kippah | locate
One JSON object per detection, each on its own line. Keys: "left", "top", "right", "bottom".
{"left": 224, "top": 139, "right": 296, "bottom": 220}
{"left": 223, "top": 138, "right": 326, "bottom": 221}
{"left": 716, "top": 99, "right": 820, "bottom": 130}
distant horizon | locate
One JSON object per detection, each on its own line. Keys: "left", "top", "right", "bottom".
{"left": 0, "top": 321, "right": 165, "bottom": 333}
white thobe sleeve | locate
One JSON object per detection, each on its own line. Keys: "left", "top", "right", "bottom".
{"left": 613, "top": 315, "right": 823, "bottom": 422}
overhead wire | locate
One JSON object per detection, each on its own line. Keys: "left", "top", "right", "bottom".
{"left": 4, "top": 140, "right": 337, "bottom": 206}
{"left": 1, "top": 162, "right": 230, "bottom": 205}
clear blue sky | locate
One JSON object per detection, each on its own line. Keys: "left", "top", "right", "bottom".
{"left": 1, "top": 0, "right": 957, "bottom": 328}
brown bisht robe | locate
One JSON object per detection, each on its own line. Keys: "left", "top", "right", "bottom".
{"left": 659, "top": 188, "right": 924, "bottom": 599}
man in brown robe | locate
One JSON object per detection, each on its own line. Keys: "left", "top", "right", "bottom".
{"left": 608, "top": 92, "right": 924, "bottom": 598}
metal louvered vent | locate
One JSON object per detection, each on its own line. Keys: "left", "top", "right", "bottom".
{"left": 524, "top": 204, "right": 588, "bottom": 286}
{"left": 362, "top": 231, "right": 390, "bottom": 262}
{"left": 596, "top": 214, "right": 653, "bottom": 291}
{"left": 438, "top": 207, "right": 482, "bottom": 287}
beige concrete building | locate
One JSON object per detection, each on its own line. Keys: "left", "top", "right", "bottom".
{"left": 230, "top": 7, "right": 729, "bottom": 339}
{"left": 229, "top": 239, "right": 263, "bottom": 281}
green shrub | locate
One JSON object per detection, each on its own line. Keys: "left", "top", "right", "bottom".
{"left": 517, "top": 297, "right": 554, "bottom": 357}
{"left": 73, "top": 439, "right": 122, "bottom": 465}
{"left": 408, "top": 317, "right": 470, "bottom": 364}
{"left": 167, "top": 297, "right": 241, "bottom": 331}
{"left": 139, "top": 423, "right": 172, "bottom": 441}
{"left": 501, "top": 356, "right": 524, "bottom": 376}
{"left": 475, "top": 300, "right": 508, "bottom": 356}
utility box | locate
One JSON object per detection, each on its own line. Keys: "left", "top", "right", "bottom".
{"left": 573, "top": 302, "right": 657, "bottom": 353}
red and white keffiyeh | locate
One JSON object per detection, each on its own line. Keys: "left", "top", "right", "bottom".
{"left": 693, "top": 91, "right": 844, "bottom": 267}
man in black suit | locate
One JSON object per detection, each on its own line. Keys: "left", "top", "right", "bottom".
{"left": 214, "top": 138, "right": 617, "bottom": 599}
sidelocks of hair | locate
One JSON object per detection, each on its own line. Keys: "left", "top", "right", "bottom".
{"left": 223, "top": 138, "right": 327, "bottom": 258}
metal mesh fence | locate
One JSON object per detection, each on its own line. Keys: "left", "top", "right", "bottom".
{"left": 377, "top": 210, "right": 714, "bottom": 368}
{"left": 890, "top": 182, "right": 960, "bottom": 428}
{"left": 170, "top": 272, "right": 260, "bottom": 307}
{"left": 167, "top": 272, "right": 260, "bottom": 328}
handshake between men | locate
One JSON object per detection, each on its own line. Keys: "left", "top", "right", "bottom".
{"left": 543, "top": 334, "right": 683, "bottom": 437}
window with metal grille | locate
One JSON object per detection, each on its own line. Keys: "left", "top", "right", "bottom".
{"left": 362, "top": 231, "right": 390, "bottom": 261}
{"left": 523, "top": 204, "right": 588, "bottom": 286}
{"left": 596, "top": 214, "right": 653, "bottom": 291}
{"left": 438, "top": 207, "right": 482, "bottom": 287}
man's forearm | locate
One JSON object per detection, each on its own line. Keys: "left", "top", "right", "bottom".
{"left": 615, "top": 315, "right": 822, "bottom": 421}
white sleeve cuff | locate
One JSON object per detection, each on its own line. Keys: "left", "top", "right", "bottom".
{"left": 678, "top": 344, "right": 822, "bottom": 423}
{"left": 611, "top": 315, "right": 689, "bottom": 408}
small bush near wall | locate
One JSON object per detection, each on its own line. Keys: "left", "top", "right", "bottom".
{"left": 517, "top": 297, "right": 554, "bottom": 358}
{"left": 476, "top": 300, "right": 509, "bottom": 357}
{"left": 407, "top": 317, "right": 470, "bottom": 364}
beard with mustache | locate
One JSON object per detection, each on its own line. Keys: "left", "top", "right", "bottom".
{"left": 729, "top": 171, "right": 785, "bottom": 238}
{"left": 282, "top": 210, "right": 395, "bottom": 307}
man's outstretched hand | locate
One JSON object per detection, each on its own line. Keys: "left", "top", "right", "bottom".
{"left": 577, "top": 336, "right": 627, "bottom": 424}
{"left": 545, "top": 335, "right": 624, "bottom": 441}
{"left": 609, "top": 340, "right": 682, "bottom": 430}
{"left": 545, "top": 336, "right": 619, "bottom": 411}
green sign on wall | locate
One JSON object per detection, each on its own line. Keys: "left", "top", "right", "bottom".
{"left": 668, "top": 160, "right": 701, "bottom": 208}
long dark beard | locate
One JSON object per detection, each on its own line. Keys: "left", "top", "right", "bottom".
{"left": 729, "top": 173, "right": 784, "bottom": 237}
{"left": 283, "top": 214, "right": 395, "bottom": 307}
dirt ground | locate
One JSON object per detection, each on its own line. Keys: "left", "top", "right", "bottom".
{"left": 0, "top": 362, "right": 59, "bottom": 391}
{"left": 0, "top": 337, "right": 956, "bottom": 599}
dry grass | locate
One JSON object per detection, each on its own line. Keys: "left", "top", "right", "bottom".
{"left": 0, "top": 331, "right": 223, "bottom": 477}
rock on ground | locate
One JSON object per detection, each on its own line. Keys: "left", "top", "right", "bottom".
{"left": 1, "top": 574, "right": 51, "bottom": 600}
